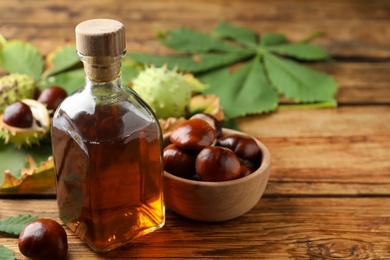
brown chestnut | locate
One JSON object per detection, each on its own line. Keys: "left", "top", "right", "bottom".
{"left": 196, "top": 146, "right": 241, "bottom": 182}
{"left": 216, "top": 134, "right": 260, "bottom": 161}
{"left": 190, "top": 113, "right": 222, "bottom": 138}
{"left": 164, "top": 144, "right": 197, "bottom": 179}
{"left": 239, "top": 165, "right": 252, "bottom": 178}
{"left": 170, "top": 118, "right": 216, "bottom": 151}
{"left": 240, "top": 157, "right": 260, "bottom": 172}
{"left": 2, "top": 101, "right": 33, "bottom": 128}
{"left": 37, "top": 86, "right": 67, "bottom": 111}
{"left": 18, "top": 218, "right": 68, "bottom": 260}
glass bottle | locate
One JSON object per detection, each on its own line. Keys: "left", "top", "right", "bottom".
{"left": 51, "top": 19, "right": 165, "bottom": 252}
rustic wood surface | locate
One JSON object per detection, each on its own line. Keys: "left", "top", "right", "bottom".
{"left": 1, "top": 0, "right": 390, "bottom": 259}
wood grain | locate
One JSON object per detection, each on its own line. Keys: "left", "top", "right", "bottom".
{"left": 1, "top": 0, "right": 390, "bottom": 259}
{"left": 239, "top": 106, "right": 390, "bottom": 196}
{"left": 1, "top": 198, "right": 390, "bottom": 259}
{"left": 1, "top": 107, "right": 389, "bottom": 197}
{"left": 312, "top": 62, "right": 390, "bottom": 104}
{"left": 0, "top": 0, "right": 389, "bottom": 58}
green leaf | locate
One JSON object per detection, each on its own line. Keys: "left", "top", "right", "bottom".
{"left": 119, "top": 24, "right": 337, "bottom": 120}
{"left": 128, "top": 53, "right": 192, "bottom": 70}
{"left": 221, "top": 118, "right": 240, "bottom": 131}
{"left": 128, "top": 51, "right": 254, "bottom": 73}
{"left": 39, "top": 68, "right": 85, "bottom": 94}
{"left": 159, "top": 28, "right": 239, "bottom": 53}
{"left": 267, "top": 43, "right": 330, "bottom": 60}
{"left": 279, "top": 100, "right": 337, "bottom": 109}
{"left": 0, "top": 214, "right": 40, "bottom": 236}
{"left": 0, "top": 34, "right": 6, "bottom": 66}
{"left": 298, "top": 31, "right": 323, "bottom": 43}
{"left": 0, "top": 34, "right": 7, "bottom": 45}
{"left": 0, "top": 40, "right": 43, "bottom": 81}
{"left": 263, "top": 52, "right": 338, "bottom": 102}
{"left": 213, "top": 20, "right": 258, "bottom": 47}
{"left": 121, "top": 58, "right": 143, "bottom": 84}
{"left": 0, "top": 245, "right": 15, "bottom": 260}
{"left": 260, "top": 33, "right": 288, "bottom": 46}
{"left": 201, "top": 57, "right": 278, "bottom": 119}
{"left": 0, "top": 142, "right": 53, "bottom": 182}
{"left": 43, "top": 45, "right": 81, "bottom": 78}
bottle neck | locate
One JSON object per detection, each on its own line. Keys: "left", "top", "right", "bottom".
{"left": 78, "top": 51, "right": 125, "bottom": 83}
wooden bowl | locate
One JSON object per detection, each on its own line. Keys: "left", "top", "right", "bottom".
{"left": 163, "top": 128, "right": 271, "bottom": 222}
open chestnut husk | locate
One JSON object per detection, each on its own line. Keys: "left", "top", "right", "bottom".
{"left": 2, "top": 101, "right": 33, "bottom": 128}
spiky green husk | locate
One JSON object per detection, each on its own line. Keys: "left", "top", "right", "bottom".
{"left": 0, "top": 73, "right": 36, "bottom": 113}
{"left": 0, "top": 99, "right": 50, "bottom": 148}
{"left": 132, "top": 67, "right": 193, "bottom": 119}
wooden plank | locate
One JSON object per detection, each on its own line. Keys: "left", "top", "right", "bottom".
{"left": 1, "top": 197, "right": 390, "bottom": 259}
{"left": 0, "top": 0, "right": 389, "bottom": 58}
{"left": 238, "top": 106, "right": 390, "bottom": 142}
{"left": 314, "top": 62, "right": 390, "bottom": 104}
{"left": 0, "top": 1, "right": 389, "bottom": 259}
{"left": 239, "top": 106, "right": 390, "bottom": 196}
{"left": 1, "top": 106, "right": 388, "bottom": 197}
{"left": 3, "top": 0, "right": 390, "bottom": 24}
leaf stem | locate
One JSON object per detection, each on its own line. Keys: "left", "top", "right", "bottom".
{"left": 0, "top": 34, "right": 7, "bottom": 46}
{"left": 256, "top": 46, "right": 267, "bottom": 57}
{"left": 298, "top": 31, "right": 323, "bottom": 43}
{"left": 279, "top": 100, "right": 337, "bottom": 109}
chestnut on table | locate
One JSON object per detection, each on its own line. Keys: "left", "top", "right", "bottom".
{"left": 18, "top": 219, "right": 68, "bottom": 260}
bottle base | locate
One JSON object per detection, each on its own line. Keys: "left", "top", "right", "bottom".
{"left": 85, "top": 219, "right": 165, "bottom": 252}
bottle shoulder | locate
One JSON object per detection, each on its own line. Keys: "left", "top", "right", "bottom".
{"left": 52, "top": 86, "right": 161, "bottom": 141}
{"left": 57, "top": 85, "right": 153, "bottom": 118}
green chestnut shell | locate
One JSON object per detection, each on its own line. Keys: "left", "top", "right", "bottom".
{"left": 0, "top": 73, "right": 36, "bottom": 113}
{"left": 132, "top": 66, "right": 193, "bottom": 119}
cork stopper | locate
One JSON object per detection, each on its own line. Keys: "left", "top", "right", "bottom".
{"left": 76, "top": 19, "right": 125, "bottom": 82}
{"left": 76, "top": 19, "right": 125, "bottom": 56}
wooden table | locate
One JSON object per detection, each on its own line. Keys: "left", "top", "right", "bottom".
{"left": 1, "top": 0, "right": 390, "bottom": 259}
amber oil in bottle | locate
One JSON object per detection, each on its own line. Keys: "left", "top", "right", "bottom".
{"left": 51, "top": 19, "right": 165, "bottom": 252}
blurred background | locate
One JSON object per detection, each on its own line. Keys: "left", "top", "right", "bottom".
{"left": 1, "top": 0, "right": 389, "bottom": 59}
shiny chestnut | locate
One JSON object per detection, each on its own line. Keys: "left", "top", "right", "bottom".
{"left": 239, "top": 165, "right": 252, "bottom": 178}
{"left": 196, "top": 146, "right": 241, "bottom": 182}
{"left": 170, "top": 118, "right": 216, "bottom": 151}
{"left": 190, "top": 113, "right": 222, "bottom": 138}
{"left": 37, "top": 86, "right": 67, "bottom": 111}
{"left": 2, "top": 101, "right": 33, "bottom": 128}
{"left": 18, "top": 218, "right": 68, "bottom": 260}
{"left": 216, "top": 134, "right": 261, "bottom": 161}
{"left": 164, "top": 144, "right": 197, "bottom": 179}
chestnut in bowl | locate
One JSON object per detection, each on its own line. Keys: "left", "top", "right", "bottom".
{"left": 163, "top": 128, "right": 271, "bottom": 222}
